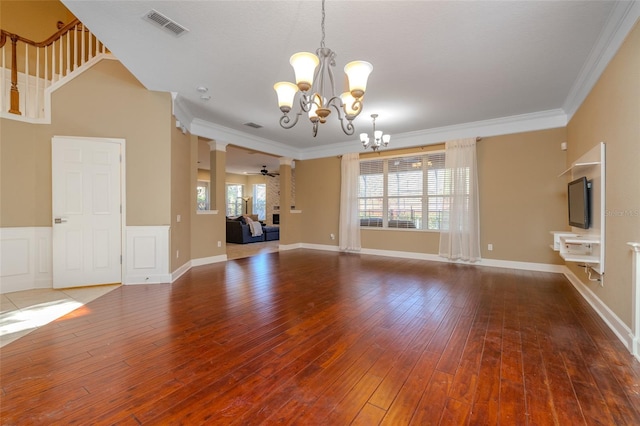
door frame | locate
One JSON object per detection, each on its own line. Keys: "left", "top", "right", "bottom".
{"left": 51, "top": 135, "right": 126, "bottom": 286}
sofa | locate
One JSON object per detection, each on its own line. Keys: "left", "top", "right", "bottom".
{"left": 263, "top": 226, "right": 280, "bottom": 241}
{"left": 226, "top": 217, "right": 264, "bottom": 244}
{"left": 226, "top": 216, "right": 280, "bottom": 244}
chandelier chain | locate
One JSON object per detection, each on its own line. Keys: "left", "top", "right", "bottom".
{"left": 320, "top": 0, "right": 326, "bottom": 48}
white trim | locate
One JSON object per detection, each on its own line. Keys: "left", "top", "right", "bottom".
{"left": 0, "top": 227, "right": 52, "bottom": 293}
{"left": 297, "top": 243, "right": 565, "bottom": 272}
{"left": 629, "top": 242, "right": 640, "bottom": 362}
{"left": 298, "top": 109, "right": 567, "bottom": 160}
{"left": 278, "top": 243, "right": 303, "bottom": 251}
{"left": 196, "top": 210, "right": 219, "bottom": 215}
{"left": 191, "top": 255, "right": 227, "bottom": 267}
{"left": 563, "top": 267, "right": 634, "bottom": 356}
{"left": 0, "top": 54, "right": 115, "bottom": 125}
{"left": 169, "top": 256, "right": 227, "bottom": 282}
{"left": 563, "top": 1, "right": 640, "bottom": 120}
{"left": 171, "top": 260, "right": 191, "bottom": 282}
{"left": 124, "top": 226, "right": 169, "bottom": 284}
{"left": 190, "top": 118, "right": 301, "bottom": 159}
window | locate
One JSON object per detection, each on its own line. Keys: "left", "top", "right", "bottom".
{"left": 196, "top": 180, "right": 210, "bottom": 211}
{"left": 253, "top": 183, "right": 266, "bottom": 221}
{"left": 359, "top": 152, "right": 448, "bottom": 230}
{"left": 226, "top": 184, "right": 243, "bottom": 217}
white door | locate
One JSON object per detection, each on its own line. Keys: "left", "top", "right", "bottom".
{"left": 52, "top": 136, "right": 122, "bottom": 288}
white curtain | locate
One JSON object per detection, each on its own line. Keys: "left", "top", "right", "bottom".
{"left": 439, "top": 138, "right": 481, "bottom": 262}
{"left": 339, "top": 152, "right": 361, "bottom": 252}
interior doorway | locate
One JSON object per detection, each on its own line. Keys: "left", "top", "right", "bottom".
{"left": 51, "top": 136, "right": 124, "bottom": 288}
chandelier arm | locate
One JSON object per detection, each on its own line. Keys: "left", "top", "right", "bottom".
{"left": 326, "top": 51, "right": 338, "bottom": 100}
{"left": 299, "top": 92, "right": 312, "bottom": 113}
{"left": 349, "top": 98, "right": 363, "bottom": 117}
{"left": 327, "top": 98, "right": 356, "bottom": 136}
{"left": 279, "top": 111, "right": 302, "bottom": 130}
{"left": 340, "top": 118, "right": 355, "bottom": 136}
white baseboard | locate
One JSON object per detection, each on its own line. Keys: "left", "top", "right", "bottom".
{"left": 191, "top": 255, "right": 227, "bottom": 267}
{"left": 563, "top": 267, "right": 634, "bottom": 357}
{"left": 123, "top": 273, "right": 172, "bottom": 285}
{"left": 279, "top": 243, "right": 303, "bottom": 251}
{"left": 300, "top": 244, "right": 565, "bottom": 273}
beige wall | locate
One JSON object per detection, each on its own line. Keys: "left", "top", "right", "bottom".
{"left": 295, "top": 157, "right": 341, "bottom": 245}
{"left": 296, "top": 131, "right": 566, "bottom": 264}
{"left": 190, "top": 137, "right": 226, "bottom": 260}
{"left": 0, "top": 0, "right": 74, "bottom": 39}
{"left": 171, "top": 121, "right": 192, "bottom": 271}
{"left": 478, "top": 128, "right": 567, "bottom": 264}
{"left": 0, "top": 59, "right": 172, "bottom": 227}
{"left": 567, "top": 22, "right": 640, "bottom": 327}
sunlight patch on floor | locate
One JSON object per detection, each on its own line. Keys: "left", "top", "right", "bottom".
{"left": 0, "top": 284, "right": 119, "bottom": 347}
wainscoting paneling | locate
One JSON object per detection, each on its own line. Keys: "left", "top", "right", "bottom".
{"left": 0, "top": 227, "right": 52, "bottom": 293}
{"left": 124, "top": 226, "right": 170, "bottom": 284}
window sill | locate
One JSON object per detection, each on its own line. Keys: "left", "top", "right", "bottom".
{"left": 196, "top": 210, "right": 218, "bottom": 215}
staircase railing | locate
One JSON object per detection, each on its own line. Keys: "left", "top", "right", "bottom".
{"left": 0, "top": 19, "right": 108, "bottom": 120}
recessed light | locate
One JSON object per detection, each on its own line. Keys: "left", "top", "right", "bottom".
{"left": 200, "top": 95, "right": 211, "bottom": 101}
{"left": 196, "top": 86, "right": 208, "bottom": 93}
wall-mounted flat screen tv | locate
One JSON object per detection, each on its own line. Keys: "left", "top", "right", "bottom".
{"left": 568, "top": 176, "right": 590, "bottom": 229}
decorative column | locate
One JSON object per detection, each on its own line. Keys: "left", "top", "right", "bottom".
{"left": 208, "top": 141, "right": 227, "bottom": 211}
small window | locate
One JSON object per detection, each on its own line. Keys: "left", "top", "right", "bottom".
{"left": 196, "top": 180, "right": 209, "bottom": 211}
{"left": 226, "top": 184, "right": 243, "bottom": 217}
{"left": 253, "top": 183, "right": 266, "bottom": 221}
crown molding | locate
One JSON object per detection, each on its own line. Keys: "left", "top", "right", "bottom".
{"left": 189, "top": 118, "right": 302, "bottom": 159}
{"left": 563, "top": 1, "right": 640, "bottom": 120}
{"left": 297, "top": 109, "right": 567, "bottom": 160}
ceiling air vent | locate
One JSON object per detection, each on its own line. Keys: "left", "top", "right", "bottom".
{"left": 244, "top": 122, "right": 263, "bottom": 129}
{"left": 143, "top": 9, "right": 189, "bottom": 37}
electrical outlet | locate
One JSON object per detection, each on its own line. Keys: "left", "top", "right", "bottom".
{"left": 177, "top": 214, "right": 181, "bottom": 223}
{"left": 217, "top": 241, "right": 222, "bottom": 247}
{"left": 487, "top": 244, "right": 493, "bottom": 251}
{"left": 176, "top": 249, "right": 180, "bottom": 258}
{"left": 330, "top": 233, "right": 335, "bottom": 240}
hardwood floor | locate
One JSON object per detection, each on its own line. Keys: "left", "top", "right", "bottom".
{"left": 1, "top": 250, "right": 639, "bottom": 425}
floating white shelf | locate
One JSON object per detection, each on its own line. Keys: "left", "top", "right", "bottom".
{"left": 549, "top": 141, "right": 605, "bottom": 278}
{"left": 558, "top": 161, "right": 601, "bottom": 177}
{"left": 552, "top": 232, "right": 601, "bottom": 269}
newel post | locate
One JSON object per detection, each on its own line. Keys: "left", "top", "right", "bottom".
{"left": 9, "top": 34, "right": 21, "bottom": 115}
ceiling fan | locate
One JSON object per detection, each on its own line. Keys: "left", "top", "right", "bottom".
{"left": 248, "top": 165, "right": 279, "bottom": 177}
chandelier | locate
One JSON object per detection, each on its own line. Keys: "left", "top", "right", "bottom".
{"left": 360, "top": 114, "right": 390, "bottom": 151}
{"left": 273, "top": 0, "right": 373, "bottom": 137}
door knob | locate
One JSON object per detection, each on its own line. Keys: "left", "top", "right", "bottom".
{"left": 54, "top": 218, "right": 68, "bottom": 224}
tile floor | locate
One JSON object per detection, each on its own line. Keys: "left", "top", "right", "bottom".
{"left": 226, "top": 240, "right": 280, "bottom": 260}
{"left": 0, "top": 284, "right": 120, "bottom": 348}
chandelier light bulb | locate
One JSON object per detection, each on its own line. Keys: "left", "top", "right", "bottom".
{"left": 344, "top": 61, "right": 373, "bottom": 99}
{"left": 290, "top": 52, "right": 319, "bottom": 92}
{"left": 273, "top": 82, "right": 299, "bottom": 112}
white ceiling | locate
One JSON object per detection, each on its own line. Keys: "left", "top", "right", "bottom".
{"left": 62, "top": 1, "right": 639, "bottom": 171}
